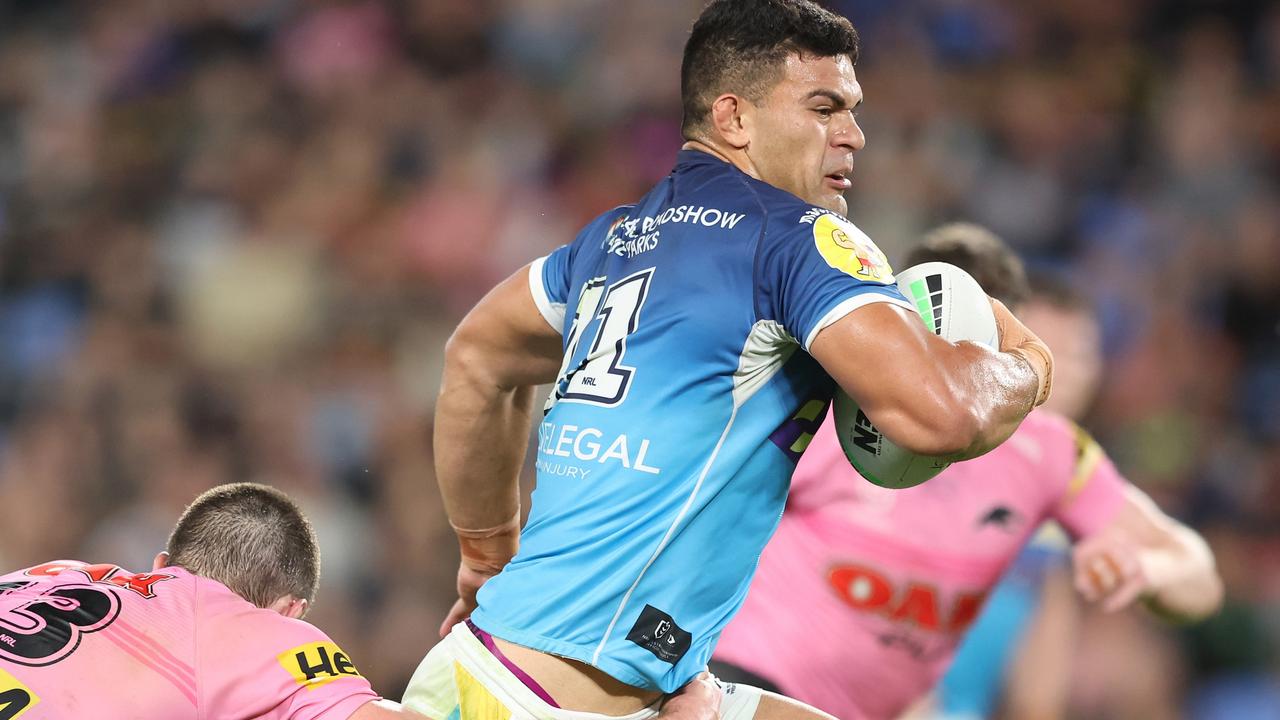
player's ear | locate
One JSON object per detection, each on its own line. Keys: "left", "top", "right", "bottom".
{"left": 709, "top": 93, "right": 751, "bottom": 150}
{"left": 269, "top": 595, "right": 309, "bottom": 620}
{"left": 152, "top": 551, "right": 170, "bottom": 572}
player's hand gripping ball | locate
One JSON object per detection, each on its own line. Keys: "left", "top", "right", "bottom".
{"left": 832, "top": 262, "right": 999, "bottom": 488}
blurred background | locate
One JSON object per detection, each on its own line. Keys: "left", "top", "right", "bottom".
{"left": 0, "top": 0, "right": 1276, "bottom": 717}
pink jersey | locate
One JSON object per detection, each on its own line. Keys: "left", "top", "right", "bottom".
{"left": 713, "top": 410, "right": 1126, "bottom": 720}
{"left": 0, "top": 561, "right": 379, "bottom": 720}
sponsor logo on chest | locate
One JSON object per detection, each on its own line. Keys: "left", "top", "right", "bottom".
{"left": 827, "top": 563, "right": 987, "bottom": 634}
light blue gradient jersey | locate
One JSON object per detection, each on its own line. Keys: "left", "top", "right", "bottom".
{"left": 470, "top": 150, "right": 912, "bottom": 692}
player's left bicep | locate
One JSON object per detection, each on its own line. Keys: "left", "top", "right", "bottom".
{"left": 447, "top": 263, "right": 566, "bottom": 389}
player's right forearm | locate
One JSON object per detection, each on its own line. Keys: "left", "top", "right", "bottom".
{"left": 944, "top": 343, "right": 1042, "bottom": 461}
{"left": 430, "top": 265, "right": 564, "bottom": 599}
{"left": 811, "top": 302, "right": 1050, "bottom": 460}
{"left": 434, "top": 337, "right": 534, "bottom": 531}
{"left": 1137, "top": 518, "right": 1224, "bottom": 622}
{"left": 941, "top": 298, "right": 1053, "bottom": 460}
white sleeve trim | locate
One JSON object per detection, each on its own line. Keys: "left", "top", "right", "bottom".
{"left": 803, "top": 293, "right": 916, "bottom": 351}
{"left": 527, "top": 256, "right": 566, "bottom": 333}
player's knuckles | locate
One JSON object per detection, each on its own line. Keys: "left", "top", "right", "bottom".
{"left": 1101, "top": 547, "right": 1140, "bottom": 578}
{"left": 1097, "top": 552, "right": 1122, "bottom": 574}
{"left": 1073, "top": 549, "right": 1102, "bottom": 576}
{"left": 1104, "top": 579, "right": 1145, "bottom": 612}
{"left": 1080, "top": 558, "right": 1118, "bottom": 596}
{"left": 1075, "top": 570, "right": 1100, "bottom": 599}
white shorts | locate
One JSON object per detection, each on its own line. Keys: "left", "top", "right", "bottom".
{"left": 403, "top": 623, "right": 762, "bottom": 720}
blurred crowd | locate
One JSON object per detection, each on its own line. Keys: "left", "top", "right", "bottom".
{"left": 0, "top": 0, "right": 1276, "bottom": 717}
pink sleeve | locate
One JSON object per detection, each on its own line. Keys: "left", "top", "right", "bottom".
{"left": 197, "top": 582, "right": 379, "bottom": 720}
{"left": 1050, "top": 422, "right": 1127, "bottom": 540}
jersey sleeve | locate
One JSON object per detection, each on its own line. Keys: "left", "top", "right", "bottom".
{"left": 756, "top": 209, "right": 914, "bottom": 350}
{"left": 197, "top": 585, "right": 379, "bottom": 720}
{"left": 1050, "top": 423, "right": 1128, "bottom": 540}
{"left": 529, "top": 245, "right": 572, "bottom": 332}
{"left": 528, "top": 206, "right": 629, "bottom": 334}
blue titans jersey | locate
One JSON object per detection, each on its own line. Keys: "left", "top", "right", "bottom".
{"left": 471, "top": 150, "right": 913, "bottom": 692}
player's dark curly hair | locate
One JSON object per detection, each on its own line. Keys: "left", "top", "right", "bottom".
{"left": 166, "top": 482, "right": 320, "bottom": 609}
{"left": 681, "top": 0, "right": 860, "bottom": 140}
{"left": 906, "top": 223, "right": 1031, "bottom": 308}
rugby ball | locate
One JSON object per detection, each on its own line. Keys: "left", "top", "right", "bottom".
{"left": 832, "top": 262, "right": 999, "bottom": 488}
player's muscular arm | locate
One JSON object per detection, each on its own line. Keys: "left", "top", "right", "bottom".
{"left": 810, "top": 301, "right": 1047, "bottom": 460}
{"left": 434, "top": 264, "right": 565, "bottom": 633}
{"left": 437, "top": 264, "right": 562, "bottom": 526}
{"left": 1073, "top": 485, "right": 1223, "bottom": 622}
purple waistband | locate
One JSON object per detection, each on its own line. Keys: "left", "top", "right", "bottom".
{"left": 465, "top": 620, "right": 561, "bottom": 709}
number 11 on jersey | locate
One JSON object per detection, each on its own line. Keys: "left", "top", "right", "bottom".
{"left": 552, "top": 268, "right": 655, "bottom": 408}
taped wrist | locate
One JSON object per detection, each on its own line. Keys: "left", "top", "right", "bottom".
{"left": 1009, "top": 340, "right": 1054, "bottom": 408}
{"left": 451, "top": 513, "right": 521, "bottom": 575}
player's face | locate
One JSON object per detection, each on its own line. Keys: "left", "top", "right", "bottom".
{"left": 1020, "top": 300, "right": 1103, "bottom": 420}
{"left": 747, "top": 53, "right": 865, "bottom": 214}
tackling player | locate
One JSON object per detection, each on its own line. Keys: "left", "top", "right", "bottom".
{"left": 0, "top": 483, "right": 719, "bottom": 720}
{"left": 708, "top": 224, "right": 1224, "bottom": 720}
{"left": 412, "top": 1, "right": 1055, "bottom": 718}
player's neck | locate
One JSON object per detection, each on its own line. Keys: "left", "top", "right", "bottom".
{"left": 681, "top": 139, "right": 761, "bottom": 181}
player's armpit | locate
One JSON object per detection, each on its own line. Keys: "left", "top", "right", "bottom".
{"left": 1073, "top": 485, "right": 1223, "bottom": 622}
{"left": 809, "top": 302, "right": 1038, "bottom": 460}
{"left": 347, "top": 698, "right": 434, "bottom": 720}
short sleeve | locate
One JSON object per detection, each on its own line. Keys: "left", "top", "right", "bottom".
{"left": 1050, "top": 423, "right": 1127, "bottom": 540}
{"left": 757, "top": 209, "right": 914, "bottom": 350}
{"left": 529, "top": 245, "right": 572, "bottom": 332}
{"left": 197, "top": 585, "right": 379, "bottom": 720}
